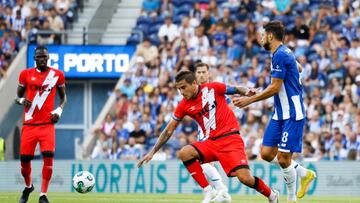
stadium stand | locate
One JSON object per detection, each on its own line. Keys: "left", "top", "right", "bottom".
{"left": 90, "top": 0, "right": 360, "bottom": 161}
{"left": 0, "top": 0, "right": 81, "bottom": 80}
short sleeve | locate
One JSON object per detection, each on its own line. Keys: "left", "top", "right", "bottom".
{"left": 271, "top": 53, "right": 287, "bottom": 79}
{"left": 18, "top": 70, "right": 27, "bottom": 87}
{"left": 56, "top": 70, "right": 65, "bottom": 87}
{"left": 172, "top": 100, "right": 186, "bottom": 121}
{"left": 211, "top": 82, "right": 226, "bottom": 95}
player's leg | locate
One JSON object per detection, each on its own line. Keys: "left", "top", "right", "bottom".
{"left": 217, "top": 134, "right": 279, "bottom": 202}
{"left": 19, "top": 126, "right": 37, "bottom": 203}
{"left": 201, "top": 163, "right": 231, "bottom": 202}
{"left": 179, "top": 141, "right": 217, "bottom": 203}
{"left": 261, "top": 119, "right": 314, "bottom": 199}
{"left": 38, "top": 125, "right": 56, "bottom": 203}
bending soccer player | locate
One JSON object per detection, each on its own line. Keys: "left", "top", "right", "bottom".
{"left": 194, "top": 62, "right": 231, "bottom": 202}
{"left": 16, "top": 46, "right": 67, "bottom": 203}
{"left": 232, "top": 21, "right": 316, "bottom": 203}
{"left": 138, "top": 70, "right": 279, "bottom": 203}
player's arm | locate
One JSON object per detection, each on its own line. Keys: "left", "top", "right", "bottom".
{"left": 15, "top": 86, "right": 32, "bottom": 108}
{"left": 50, "top": 86, "right": 67, "bottom": 123}
{"left": 232, "top": 78, "right": 283, "bottom": 108}
{"left": 225, "top": 85, "right": 257, "bottom": 96}
{"left": 137, "top": 118, "right": 180, "bottom": 167}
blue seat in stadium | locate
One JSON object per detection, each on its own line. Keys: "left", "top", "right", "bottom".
{"left": 308, "top": 53, "right": 319, "bottom": 62}
{"left": 154, "top": 16, "right": 165, "bottom": 26}
{"left": 332, "top": 24, "right": 343, "bottom": 33}
{"left": 134, "top": 24, "right": 150, "bottom": 36}
{"left": 172, "top": 15, "right": 182, "bottom": 25}
{"left": 149, "top": 34, "right": 161, "bottom": 46}
{"left": 149, "top": 24, "right": 161, "bottom": 35}
{"left": 178, "top": 0, "right": 194, "bottom": 8}
{"left": 233, "top": 34, "right": 246, "bottom": 46}
{"left": 136, "top": 16, "right": 151, "bottom": 26}
{"left": 176, "top": 5, "right": 191, "bottom": 16}
{"left": 126, "top": 33, "right": 141, "bottom": 45}
{"left": 229, "top": 6, "right": 239, "bottom": 15}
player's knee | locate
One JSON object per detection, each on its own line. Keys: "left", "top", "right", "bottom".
{"left": 236, "top": 171, "right": 253, "bottom": 186}
{"left": 260, "top": 151, "right": 274, "bottom": 162}
{"left": 20, "top": 154, "right": 34, "bottom": 163}
{"left": 178, "top": 145, "right": 197, "bottom": 161}
{"left": 42, "top": 151, "right": 54, "bottom": 158}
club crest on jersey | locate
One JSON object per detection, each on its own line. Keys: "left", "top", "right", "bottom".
{"left": 25, "top": 70, "right": 59, "bottom": 121}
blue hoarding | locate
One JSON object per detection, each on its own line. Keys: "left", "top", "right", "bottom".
{"left": 27, "top": 44, "right": 136, "bottom": 78}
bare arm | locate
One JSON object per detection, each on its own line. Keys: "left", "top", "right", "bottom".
{"left": 248, "top": 78, "right": 283, "bottom": 103}
{"left": 150, "top": 118, "right": 180, "bottom": 154}
{"left": 57, "top": 86, "right": 67, "bottom": 109}
{"left": 137, "top": 118, "right": 180, "bottom": 167}
{"left": 15, "top": 86, "right": 31, "bottom": 108}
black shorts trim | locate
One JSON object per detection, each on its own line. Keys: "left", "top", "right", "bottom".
{"left": 209, "top": 131, "right": 240, "bottom": 140}
{"left": 227, "top": 164, "right": 250, "bottom": 177}
{"left": 190, "top": 144, "right": 204, "bottom": 163}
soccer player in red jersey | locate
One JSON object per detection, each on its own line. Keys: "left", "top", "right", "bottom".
{"left": 138, "top": 70, "right": 279, "bottom": 203}
{"left": 15, "top": 46, "right": 67, "bottom": 203}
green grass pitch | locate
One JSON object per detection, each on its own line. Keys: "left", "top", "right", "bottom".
{"left": 1, "top": 192, "right": 360, "bottom": 203}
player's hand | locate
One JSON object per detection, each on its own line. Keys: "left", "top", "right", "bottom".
{"left": 23, "top": 99, "right": 32, "bottom": 108}
{"left": 232, "top": 97, "right": 253, "bottom": 108}
{"left": 50, "top": 107, "right": 63, "bottom": 123}
{"left": 137, "top": 151, "right": 154, "bottom": 168}
{"left": 245, "top": 88, "right": 258, "bottom": 97}
{"left": 50, "top": 113, "right": 60, "bottom": 123}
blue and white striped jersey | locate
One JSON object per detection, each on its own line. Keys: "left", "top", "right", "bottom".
{"left": 271, "top": 45, "right": 305, "bottom": 121}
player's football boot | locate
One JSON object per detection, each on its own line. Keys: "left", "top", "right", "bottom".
{"left": 202, "top": 186, "right": 217, "bottom": 203}
{"left": 297, "top": 170, "right": 317, "bottom": 198}
{"left": 39, "top": 195, "right": 50, "bottom": 203}
{"left": 212, "top": 188, "right": 232, "bottom": 202}
{"left": 19, "top": 184, "right": 34, "bottom": 203}
{"left": 269, "top": 189, "right": 279, "bottom": 203}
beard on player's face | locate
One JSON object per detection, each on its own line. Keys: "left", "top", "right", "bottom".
{"left": 36, "top": 58, "right": 48, "bottom": 71}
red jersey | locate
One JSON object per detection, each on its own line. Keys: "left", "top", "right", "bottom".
{"left": 18, "top": 67, "right": 65, "bottom": 125}
{"left": 173, "top": 82, "right": 240, "bottom": 139}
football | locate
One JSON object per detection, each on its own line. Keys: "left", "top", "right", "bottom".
{"left": 72, "top": 171, "right": 95, "bottom": 194}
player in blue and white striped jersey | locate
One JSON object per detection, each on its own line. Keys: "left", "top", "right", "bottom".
{"left": 233, "top": 21, "right": 316, "bottom": 203}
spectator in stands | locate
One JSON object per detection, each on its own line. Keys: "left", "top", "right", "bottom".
{"left": 0, "top": 53, "right": 7, "bottom": 78}
{"left": 121, "top": 137, "right": 142, "bottom": 160}
{"left": 291, "top": 15, "right": 310, "bottom": 46}
{"left": 189, "top": 26, "right": 210, "bottom": 60}
{"left": 47, "top": 7, "right": 64, "bottom": 44}
{"left": 119, "top": 78, "right": 136, "bottom": 99}
{"left": 160, "top": 0, "right": 173, "bottom": 18}
{"left": 54, "top": 0, "right": 71, "bottom": 26}
{"left": 130, "top": 120, "right": 147, "bottom": 144}
{"left": 158, "top": 15, "right": 178, "bottom": 43}
{"left": 91, "top": 133, "right": 110, "bottom": 160}
{"left": 37, "top": 19, "right": 55, "bottom": 45}
{"left": 135, "top": 38, "right": 158, "bottom": 64}
{"left": 12, "top": 0, "right": 31, "bottom": 19}
{"left": 99, "top": 114, "right": 115, "bottom": 139}
{"left": 218, "top": 7, "right": 235, "bottom": 33}
{"left": 107, "top": 140, "right": 121, "bottom": 160}
{"left": 200, "top": 8, "right": 216, "bottom": 35}
{"left": 10, "top": 9, "right": 25, "bottom": 32}
{"left": 179, "top": 116, "right": 198, "bottom": 144}
{"left": 178, "top": 16, "right": 194, "bottom": 42}
{"left": 142, "top": 0, "right": 160, "bottom": 15}
{"left": 0, "top": 30, "right": 15, "bottom": 60}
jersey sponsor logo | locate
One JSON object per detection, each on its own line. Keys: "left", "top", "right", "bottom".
{"left": 25, "top": 70, "right": 59, "bottom": 121}
{"left": 201, "top": 87, "right": 217, "bottom": 137}
{"left": 271, "top": 64, "right": 282, "bottom": 72}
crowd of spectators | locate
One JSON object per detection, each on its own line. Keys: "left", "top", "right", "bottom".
{"left": 91, "top": 0, "right": 360, "bottom": 162}
{"left": 0, "top": 0, "right": 80, "bottom": 80}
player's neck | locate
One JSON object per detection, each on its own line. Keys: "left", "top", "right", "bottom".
{"left": 270, "top": 41, "right": 283, "bottom": 53}
{"left": 36, "top": 66, "right": 49, "bottom": 72}
{"left": 191, "top": 85, "right": 200, "bottom": 100}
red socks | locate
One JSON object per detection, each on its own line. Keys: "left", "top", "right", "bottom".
{"left": 41, "top": 157, "right": 53, "bottom": 193}
{"left": 253, "top": 176, "right": 271, "bottom": 197}
{"left": 183, "top": 158, "right": 209, "bottom": 188}
{"left": 21, "top": 162, "right": 32, "bottom": 187}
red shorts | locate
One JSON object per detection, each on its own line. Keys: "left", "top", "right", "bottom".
{"left": 191, "top": 132, "right": 249, "bottom": 177}
{"left": 20, "top": 124, "right": 55, "bottom": 155}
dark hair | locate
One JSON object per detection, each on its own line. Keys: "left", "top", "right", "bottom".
{"left": 263, "top": 20, "right": 285, "bottom": 41}
{"left": 35, "top": 46, "right": 48, "bottom": 52}
{"left": 175, "top": 70, "right": 196, "bottom": 84}
{"left": 194, "top": 62, "right": 209, "bottom": 71}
